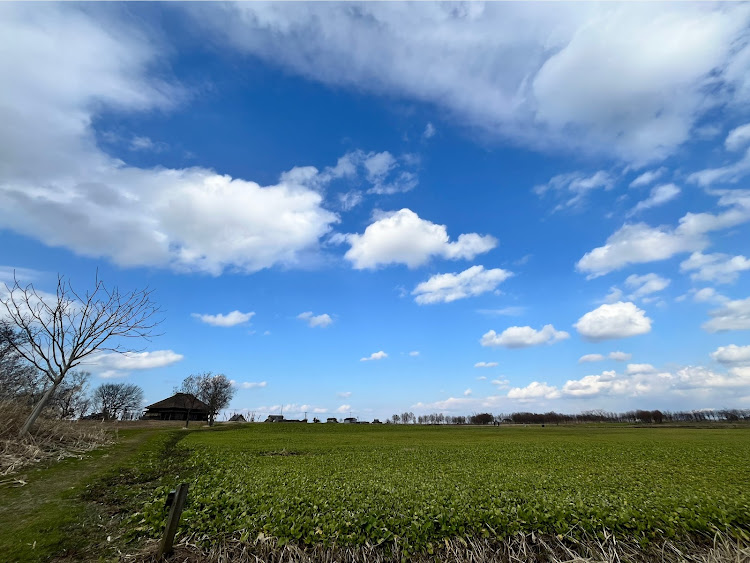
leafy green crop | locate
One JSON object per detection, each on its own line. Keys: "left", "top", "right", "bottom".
{"left": 128, "top": 425, "right": 750, "bottom": 552}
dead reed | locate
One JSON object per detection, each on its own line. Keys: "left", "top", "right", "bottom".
{"left": 0, "top": 400, "right": 112, "bottom": 476}
{"left": 131, "top": 530, "right": 750, "bottom": 563}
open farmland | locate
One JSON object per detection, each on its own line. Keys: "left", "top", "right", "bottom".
{"left": 128, "top": 424, "right": 750, "bottom": 558}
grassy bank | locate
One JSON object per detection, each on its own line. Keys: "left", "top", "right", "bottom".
{"left": 0, "top": 427, "right": 185, "bottom": 561}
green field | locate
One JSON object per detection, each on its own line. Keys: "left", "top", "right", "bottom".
{"left": 129, "top": 424, "right": 750, "bottom": 553}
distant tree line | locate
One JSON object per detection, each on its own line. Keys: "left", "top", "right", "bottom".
{"left": 389, "top": 409, "right": 750, "bottom": 425}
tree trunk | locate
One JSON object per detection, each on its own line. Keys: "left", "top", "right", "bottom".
{"left": 19, "top": 383, "right": 58, "bottom": 437}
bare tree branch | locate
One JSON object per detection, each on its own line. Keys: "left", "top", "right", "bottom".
{"left": 1, "top": 272, "right": 162, "bottom": 436}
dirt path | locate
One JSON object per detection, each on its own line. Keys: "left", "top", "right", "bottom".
{"left": 0, "top": 429, "right": 166, "bottom": 562}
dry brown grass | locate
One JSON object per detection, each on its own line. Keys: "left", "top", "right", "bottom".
{"left": 128, "top": 531, "right": 750, "bottom": 563}
{"left": 0, "top": 400, "right": 113, "bottom": 476}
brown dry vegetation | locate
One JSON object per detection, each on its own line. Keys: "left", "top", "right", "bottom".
{"left": 0, "top": 400, "right": 112, "bottom": 476}
{"left": 130, "top": 532, "right": 750, "bottom": 563}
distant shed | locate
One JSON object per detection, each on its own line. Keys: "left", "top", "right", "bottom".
{"left": 143, "top": 393, "right": 209, "bottom": 421}
{"left": 228, "top": 413, "right": 247, "bottom": 422}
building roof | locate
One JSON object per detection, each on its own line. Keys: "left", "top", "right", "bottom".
{"left": 145, "top": 393, "right": 210, "bottom": 411}
{"left": 228, "top": 414, "right": 246, "bottom": 422}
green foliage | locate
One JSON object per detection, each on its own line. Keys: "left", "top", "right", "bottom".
{"left": 129, "top": 425, "right": 750, "bottom": 553}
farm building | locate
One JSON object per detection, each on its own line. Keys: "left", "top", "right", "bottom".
{"left": 264, "top": 414, "right": 307, "bottom": 423}
{"left": 142, "top": 393, "right": 209, "bottom": 421}
{"left": 228, "top": 413, "right": 246, "bottom": 422}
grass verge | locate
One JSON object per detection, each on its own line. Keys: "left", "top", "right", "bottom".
{"left": 0, "top": 426, "right": 190, "bottom": 561}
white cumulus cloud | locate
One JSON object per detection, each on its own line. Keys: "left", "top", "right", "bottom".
{"left": 475, "top": 361, "right": 499, "bottom": 368}
{"left": 609, "top": 351, "right": 632, "bottom": 361}
{"left": 629, "top": 168, "right": 666, "bottom": 188}
{"left": 580, "top": 351, "right": 632, "bottom": 363}
{"left": 628, "top": 183, "right": 681, "bottom": 216}
{"left": 711, "top": 344, "right": 750, "bottom": 366}
{"left": 507, "top": 381, "right": 561, "bottom": 401}
{"left": 189, "top": 3, "right": 750, "bottom": 165}
{"left": 562, "top": 371, "right": 618, "bottom": 397}
{"left": 578, "top": 354, "right": 605, "bottom": 363}
{"left": 703, "top": 297, "right": 750, "bottom": 332}
{"left": 624, "top": 273, "right": 670, "bottom": 300}
{"left": 238, "top": 381, "right": 267, "bottom": 389}
{"left": 192, "top": 310, "right": 255, "bottom": 327}
{"left": 0, "top": 5, "right": 346, "bottom": 276}
{"left": 680, "top": 252, "right": 750, "bottom": 284}
{"left": 326, "top": 149, "right": 419, "bottom": 196}
{"left": 625, "top": 363, "right": 657, "bottom": 375}
{"left": 480, "top": 324, "right": 569, "bottom": 348}
{"left": 412, "top": 265, "right": 512, "bottom": 304}
{"left": 360, "top": 351, "right": 387, "bottom": 362}
{"left": 577, "top": 191, "right": 750, "bottom": 277}
{"left": 672, "top": 365, "right": 750, "bottom": 389}
{"left": 534, "top": 170, "right": 614, "bottom": 211}
{"left": 297, "top": 311, "right": 333, "bottom": 328}
{"left": 89, "top": 350, "right": 183, "bottom": 378}
{"left": 340, "top": 209, "right": 497, "bottom": 269}
{"left": 575, "top": 302, "right": 652, "bottom": 341}
{"left": 688, "top": 148, "right": 750, "bottom": 187}
{"left": 577, "top": 223, "right": 702, "bottom": 278}
{"left": 691, "top": 287, "right": 728, "bottom": 304}
{"left": 726, "top": 123, "right": 750, "bottom": 152}
{"left": 506, "top": 360, "right": 750, "bottom": 403}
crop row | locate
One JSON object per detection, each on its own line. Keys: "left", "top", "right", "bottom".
{"left": 127, "top": 425, "right": 750, "bottom": 552}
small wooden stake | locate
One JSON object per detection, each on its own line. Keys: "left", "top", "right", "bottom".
{"left": 158, "top": 483, "right": 189, "bottom": 558}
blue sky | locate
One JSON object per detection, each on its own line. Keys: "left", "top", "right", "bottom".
{"left": 1, "top": 2, "right": 750, "bottom": 420}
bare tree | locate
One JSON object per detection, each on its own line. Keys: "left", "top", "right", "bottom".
{"left": 93, "top": 382, "right": 144, "bottom": 420}
{"left": 50, "top": 370, "right": 91, "bottom": 419}
{"left": 1, "top": 320, "right": 44, "bottom": 404}
{"left": 199, "top": 373, "right": 235, "bottom": 426}
{"left": 1, "top": 273, "right": 160, "bottom": 436}
{"left": 176, "top": 374, "right": 205, "bottom": 428}
{"left": 178, "top": 372, "right": 235, "bottom": 427}
{"left": 0, "top": 319, "right": 19, "bottom": 361}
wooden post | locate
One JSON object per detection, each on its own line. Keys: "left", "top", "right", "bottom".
{"left": 158, "top": 483, "right": 189, "bottom": 558}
